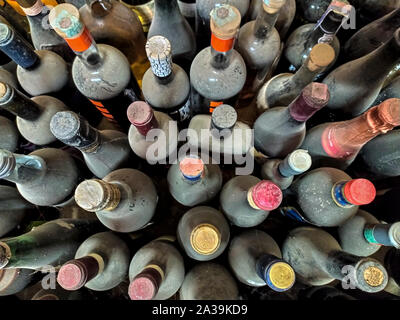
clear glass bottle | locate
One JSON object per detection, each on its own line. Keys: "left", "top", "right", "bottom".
{"left": 128, "top": 238, "right": 184, "bottom": 300}
{"left": 228, "top": 230, "right": 295, "bottom": 290}
{"left": 260, "top": 149, "right": 312, "bottom": 190}
{"left": 119, "top": 0, "right": 154, "bottom": 34}
{"left": 127, "top": 101, "right": 178, "bottom": 164}
{"left": 142, "top": 36, "right": 192, "bottom": 124}
{"left": 74, "top": 168, "right": 158, "bottom": 233}
{"left": 57, "top": 232, "right": 130, "bottom": 291}
{"left": 0, "top": 115, "right": 18, "bottom": 152}
{"left": 338, "top": 209, "right": 400, "bottom": 257}
{"left": 0, "top": 82, "right": 69, "bottom": 146}
{"left": 0, "top": 22, "right": 69, "bottom": 96}
{"left": 282, "top": 226, "right": 388, "bottom": 293}
{"left": 50, "top": 110, "right": 132, "bottom": 179}
{"left": 190, "top": 5, "right": 246, "bottom": 113}
{"left": 180, "top": 262, "right": 239, "bottom": 300}
{"left": 167, "top": 155, "right": 223, "bottom": 207}
{"left": 79, "top": 0, "right": 149, "bottom": 87}
{"left": 301, "top": 98, "right": 400, "bottom": 169}
{"left": 49, "top": 3, "right": 142, "bottom": 131}
{"left": 280, "top": 167, "right": 376, "bottom": 227}
{"left": 236, "top": 0, "right": 285, "bottom": 107}
{"left": 254, "top": 82, "right": 329, "bottom": 158}
{"left": 323, "top": 28, "right": 400, "bottom": 117}
{"left": 0, "top": 148, "right": 79, "bottom": 206}
{"left": 257, "top": 43, "right": 335, "bottom": 111}
{"left": 148, "top": 0, "right": 195, "bottom": 72}
{"left": 0, "top": 218, "right": 103, "bottom": 269}
{"left": 177, "top": 206, "right": 230, "bottom": 261}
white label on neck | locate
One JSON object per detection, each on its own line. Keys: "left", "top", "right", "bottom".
{"left": 178, "top": 1, "right": 196, "bottom": 18}
{"left": 149, "top": 56, "right": 172, "bottom": 78}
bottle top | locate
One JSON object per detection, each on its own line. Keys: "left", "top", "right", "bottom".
{"left": 267, "top": 261, "right": 296, "bottom": 291}
{"left": 179, "top": 156, "right": 205, "bottom": 181}
{"left": 286, "top": 150, "right": 312, "bottom": 174}
{"left": 74, "top": 179, "right": 121, "bottom": 212}
{"left": 128, "top": 265, "right": 164, "bottom": 300}
{"left": 16, "top": 0, "right": 43, "bottom": 16}
{"left": 50, "top": 111, "right": 81, "bottom": 141}
{"left": 247, "top": 180, "right": 282, "bottom": 211}
{"left": 262, "top": 0, "right": 286, "bottom": 14}
{"left": 145, "top": 36, "right": 173, "bottom": 78}
{"left": 306, "top": 43, "right": 335, "bottom": 72}
{"left": 373, "top": 98, "right": 400, "bottom": 131}
{"left": 210, "top": 4, "right": 241, "bottom": 40}
{"left": 362, "top": 264, "right": 386, "bottom": 289}
{"left": 0, "top": 24, "right": 12, "bottom": 45}
{"left": 190, "top": 223, "right": 221, "bottom": 255}
{"left": 211, "top": 104, "right": 237, "bottom": 131}
{"left": 389, "top": 223, "right": 400, "bottom": 249}
{"left": 127, "top": 101, "right": 159, "bottom": 136}
{"left": 57, "top": 261, "right": 88, "bottom": 290}
{"left": 0, "top": 149, "right": 15, "bottom": 179}
{"left": 0, "top": 82, "right": 10, "bottom": 102}
{"left": 343, "top": 179, "right": 376, "bottom": 206}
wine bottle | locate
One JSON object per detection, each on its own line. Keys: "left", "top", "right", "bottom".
{"left": 260, "top": 149, "right": 312, "bottom": 190}
{"left": 236, "top": 0, "right": 285, "bottom": 107}
{"left": 148, "top": 0, "right": 195, "bottom": 72}
{"left": 190, "top": 4, "right": 246, "bottom": 113}
{"left": 57, "top": 232, "right": 130, "bottom": 291}
{"left": 0, "top": 0, "right": 31, "bottom": 42}
{"left": 14, "top": 0, "right": 74, "bottom": 62}
{"left": 79, "top": 0, "right": 149, "bottom": 87}
{"left": 128, "top": 238, "right": 184, "bottom": 300}
{"left": 167, "top": 155, "right": 223, "bottom": 207}
{"left": 220, "top": 177, "right": 282, "bottom": 228}
{"left": 338, "top": 209, "right": 400, "bottom": 257}
{"left": 49, "top": 3, "right": 142, "bottom": 131}
{"left": 0, "top": 22, "right": 69, "bottom": 96}
{"left": 284, "top": 1, "right": 352, "bottom": 73}
{"left": 0, "top": 185, "right": 35, "bottom": 238}
{"left": 127, "top": 101, "right": 178, "bottom": 163}
{"left": 0, "top": 68, "right": 17, "bottom": 87}
{"left": 119, "top": 0, "right": 154, "bottom": 34}
{"left": 301, "top": 98, "right": 400, "bottom": 169}
{"left": 0, "top": 268, "right": 34, "bottom": 296}
{"left": 74, "top": 168, "right": 158, "bottom": 233}
{"left": 296, "top": 0, "right": 331, "bottom": 23}
{"left": 0, "top": 15, "right": 21, "bottom": 78}
{"left": 282, "top": 226, "right": 388, "bottom": 293}
{"left": 0, "top": 218, "right": 103, "bottom": 270}
{"left": 196, "top": 0, "right": 250, "bottom": 50}
{"left": 371, "top": 76, "right": 400, "bottom": 107}
{"left": 350, "top": 0, "right": 400, "bottom": 23}
{"left": 0, "top": 115, "right": 18, "bottom": 152}
{"left": 142, "top": 35, "right": 192, "bottom": 123}
{"left": 177, "top": 206, "right": 230, "bottom": 261}
{"left": 257, "top": 43, "right": 335, "bottom": 111}
{"left": 377, "top": 247, "right": 400, "bottom": 296}
{"left": 50, "top": 110, "right": 132, "bottom": 178}
{"left": 254, "top": 82, "right": 330, "bottom": 158}
{"left": 360, "top": 129, "right": 400, "bottom": 178}
{"left": 344, "top": 8, "right": 400, "bottom": 62}
{"left": 280, "top": 167, "right": 376, "bottom": 226}
{"left": 228, "top": 230, "right": 296, "bottom": 291}
{"left": 180, "top": 262, "right": 239, "bottom": 300}
{"left": 177, "top": 0, "right": 195, "bottom": 31}
{"left": 187, "top": 104, "right": 253, "bottom": 158}
{"left": 0, "top": 148, "right": 79, "bottom": 206}
{"left": 0, "top": 82, "right": 69, "bottom": 146}
{"left": 323, "top": 28, "right": 400, "bottom": 117}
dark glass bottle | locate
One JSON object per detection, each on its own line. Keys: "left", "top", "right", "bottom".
{"left": 0, "top": 115, "right": 18, "bottom": 152}
{"left": 296, "top": 0, "right": 331, "bottom": 23}
{"left": 0, "top": 268, "right": 34, "bottom": 297}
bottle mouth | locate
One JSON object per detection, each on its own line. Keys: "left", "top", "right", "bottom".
{"left": 266, "top": 261, "right": 296, "bottom": 292}
{"left": 128, "top": 275, "right": 158, "bottom": 300}
{"left": 179, "top": 156, "right": 205, "bottom": 181}
{"left": 50, "top": 111, "right": 81, "bottom": 140}
{"left": 0, "top": 243, "right": 10, "bottom": 269}
{"left": 389, "top": 222, "right": 400, "bottom": 249}
{"left": 354, "top": 259, "right": 388, "bottom": 293}
{"left": 0, "top": 150, "right": 15, "bottom": 179}
{"left": 57, "top": 261, "right": 87, "bottom": 291}
{"left": 247, "top": 180, "right": 283, "bottom": 211}
{"left": 343, "top": 179, "right": 376, "bottom": 206}
{"left": 190, "top": 224, "right": 221, "bottom": 255}
{"left": 0, "top": 23, "right": 12, "bottom": 45}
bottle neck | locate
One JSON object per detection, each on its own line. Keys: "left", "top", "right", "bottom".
{"left": 288, "top": 91, "right": 324, "bottom": 123}
{"left": 0, "top": 84, "right": 42, "bottom": 121}
{"left": 324, "top": 250, "right": 362, "bottom": 281}
{"left": 0, "top": 150, "right": 47, "bottom": 185}
{"left": 253, "top": 6, "right": 280, "bottom": 39}
{"left": 154, "top": 0, "right": 180, "bottom": 17}
{"left": 310, "top": 11, "right": 345, "bottom": 43}
{"left": 18, "top": 0, "right": 44, "bottom": 17}
{"left": 129, "top": 264, "right": 164, "bottom": 300}
{"left": 210, "top": 33, "right": 235, "bottom": 70}
{"left": 288, "top": 60, "right": 323, "bottom": 92}
{"left": 87, "top": 0, "right": 113, "bottom": 18}
{"left": 363, "top": 223, "right": 400, "bottom": 248}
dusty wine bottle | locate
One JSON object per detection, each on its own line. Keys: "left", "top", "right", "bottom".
{"left": 280, "top": 167, "right": 376, "bottom": 227}
{"left": 180, "top": 262, "right": 239, "bottom": 300}
{"left": 338, "top": 209, "right": 400, "bottom": 257}
{"left": 0, "top": 218, "right": 103, "bottom": 270}
{"left": 260, "top": 149, "right": 312, "bottom": 190}
{"left": 228, "top": 230, "right": 296, "bottom": 291}
{"left": 301, "top": 98, "right": 400, "bottom": 169}
{"left": 190, "top": 4, "right": 246, "bottom": 113}
{"left": 282, "top": 226, "right": 388, "bottom": 293}
{"left": 167, "top": 155, "right": 223, "bottom": 207}
{"left": 257, "top": 43, "right": 335, "bottom": 111}
{"left": 0, "top": 22, "right": 69, "bottom": 96}
{"left": 371, "top": 76, "right": 400, "bottom": 107}
{"left": 128, "top": 238, "right": 184, "bottom": 300}
{"left": 0, "top": 82, "right": 69, "bottom": 146}
{"left": 74, "top": 168, "right": 158, "bottom": 233}
{"left": 296, "top": 0, "right": 330, "bottom": 23}
{"left": 49, "top": 3, "right": 142, "bottom": 131}
{"left": 0, "top": 268, "right": 35, "bottom": 297}
{"left": 254, "top": 82, "right": 330, "bottom": 158}
{"left": 0, "top": 115, "right": 18, "bottom": 152}
{"left": 220, "top": 177, "right": 282, "bottom": 228}
{"left": 0, "top": 148, "right": 79, "bottom": 206}
{"left": 127, "top": 101, "right": 178, "bottom": 163}
{"left": 142, "top": 36, "right": 192, "bottom": 123}
{"left": 57, "top": 231, "right": 130, "bottom": 291}
{"left": 177, "top": 206, "right": 230, "bottom": 261}
{"left": 50, "top": 110, "right": 132, "bottom": 178}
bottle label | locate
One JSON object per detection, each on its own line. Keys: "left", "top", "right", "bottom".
{"left": 89, "top": 99, "right": 118, "bottom": 124}
{"left": 148, "top": 56, "right": 172, "bottom": 78}
{"left": 65, "top": 27, "right": 93, "bottom": 53}
{"left": 209, "top": 101, "right": 223, "bottom": 113}
{"left": 178, "top": 1, "right": 196, "bottom": 18}
{"left": 279, "top": 206, "right": 313, "bottom": 224}
{"left": 211, "top": 34, "right": 235, "bottom": 53}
